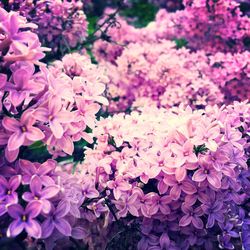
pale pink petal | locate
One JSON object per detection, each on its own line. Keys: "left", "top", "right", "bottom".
{"left": 7, "top": 132, "right": 25, "bottom": 151}
{"left": 50, "top": 119, "right": 64, "bottom": 139}
{"left": 26, "top": 127, "right": 45, "bottom": 142}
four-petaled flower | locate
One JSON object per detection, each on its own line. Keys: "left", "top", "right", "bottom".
{"left": 0, "top": 175, "right": 21, "bottom": 215}
{"left": 192, "top": 157, "right": 222, "bottom": 189}
{"left": 7, "top": 201, "right": 42, "bottom": 238}
{"left": 22, "top": 175, "right": 60, "bottom": 213}
{"left": 3, "top": 110, "right": 45, "bottom": 151}
{"left": 179, "top": 203, "right": 204, "bottom": 229}
{"left": 41, "top": 200, "right": 71, "bottom": 238}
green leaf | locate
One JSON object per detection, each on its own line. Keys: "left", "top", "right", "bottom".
{"left": 121, "top": 1, "right": 158, "bottom": 28}
{"left": 193, "top": 144, "right": 208, "bottom": 156}
{"left": 28, "top": 141, "right": 45, "bottom": 150}
{"left": 174, "top": 38, "right": 188, "bottom": 49}
{"left": 87, "top": 15, "right": 98, "bottom": 36}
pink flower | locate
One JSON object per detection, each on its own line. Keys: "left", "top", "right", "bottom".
{"left": 5, "top": 67, "right": 44, "bottom": 107}
{"left": 2, "top": 110, "right": 45, "bottom": 151}
{"left": 114, "top": 192, "right": 140, "bottom": 217}
{"left": 192, "top": 157, "right": 222, "bottom": 189}
{"left": 107, "top": 177, "right": 132, "bottom": 200}
{"left": 163, "top": 175, "right": 197, "bottom": 200}
{"left": 171, "top": 140, "right": 198, "bottom": 164}
{"left": 34, "top": 99, "right": 74, "bottom": 139}
{"left": 75, "top": 98, "right": 100, "bottom": 128}
{"left": 192, "top": 123, "right": 221, "bottom": 152}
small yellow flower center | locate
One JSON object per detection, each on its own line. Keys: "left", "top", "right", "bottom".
{"left": 7, "top": 190, "right": 11, "bottom": 195}
{"left": 21, "top": 126, "right": 27, "bottom": 132}
{"left": 34, "top": 196, "right": 39, "bottom": 200}
{"left": 48, "top": 115, "right": 53, "bottom": 120}
{"left": 22, "top": 215, "right": 26, "bottom": 222}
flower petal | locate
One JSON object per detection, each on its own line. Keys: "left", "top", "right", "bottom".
{"left": 26, "top": 127, "right": 45, "bottom": 142}
{"left": 7, "top": 219, "right": 24, "bottom": 237}
{"left": 7, "top": 203, "right": 23, "bottom": 219}
{"left": 54, "top": 218, "right": 71, "bottom": 236}
{"left": 41, "top": 185, "right": 60, "bottom": 199}
{"left": 25, "top": 219, "right": 42, "bottom": 239}
{"left": 41, "top": 218, "right": 54, "bottom": 238}
{"left": 8, "top": 132, "right": 25, "bottom": 151}
{"left": 25, "top": 201, "right": 42, "bottom": 218}
{"left": 54, "top": 200, "right": 70, "bottom": 218}
{"left": 2, "top": 117, "right": 20, "bottom": 132}
{"left": 179, "top": 215, "right": 192, "bottom": 227}
{"left": 50, "top": 119, "right": 64, "bottom": 139}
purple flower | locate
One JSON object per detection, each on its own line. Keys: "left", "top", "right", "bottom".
{"left": 0, "top": 175, "right": 21, "bottom": 215}
{"left": 159, "top": 233, "right": 178, "bottom": 250}
{"left": 82, "top": 181, "right": 99, "bottom": 201}
{"left": 201, "top": 199, "right": 225, "bottom": 228}
{"left": 181, "top": 226, "right": 207, "bottom": 246}
{"left": 41, "top": 200, "right": 71, "bottom": 238}
{"left": 87, "top": 198, "right": 108, "bottom": 218}
{"left": 113, "top": 192, "right": 141, "bottom": 217}
{"left": 107, "top": 177, "right": 132, "bottom": 200}
{"left": 2, "top": 110, "right": 45, "bottom": 151}
{"left": 192, "top": 158, "right": 222, "bottom": 189}
{"left": 5, "top": 68, "right": 43, "bottom": 107}
{"left": 148, "top": 194, "right": 171, "bottom": 216}
{"left": 22, "top": 175, "right": 60, "bottom": 213}
{"left": 7, "top": 201, "right": 42, "bottom": 238}
{"left": 18, "top": 159, "right": 56, "bottom": 185}
{"left": 138, "top": 234, "right": 159, "bottom": 250}
{"left": 179, "top": 203, "right": 204, "bottom": 229}
{"left": 218, "top": 234, "right": 234, "bottom": 250}
{"left": 163, "top": 175, "right": 197, "bottom": 200}
{"left": 219, "top": 222, "right": 239, "bottom": 238}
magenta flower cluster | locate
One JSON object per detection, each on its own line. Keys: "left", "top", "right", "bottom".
{"left": 0, "top": 6, "right": 107, "bottom": 161}
{"left": 101, "top": 40, "right": 224, "bottom": 112}
{"left": 94, "top": 1, "right": 250, "bottom": 112}
{"left": 0, "top": 8, "right": 108, "bottom": 247}
{"left": 0, "top": 1, "right": 249, "bottom": 249}
{"left": 81, "top": 102, "right": 250, "bottom": 249}
{"left": 2, "top": 0, "right": 88, "bottom": 54}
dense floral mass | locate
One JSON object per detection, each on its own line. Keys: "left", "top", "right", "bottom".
{"left": 0, "top": 0, "right": 249, "bottom": 249}
{"left": 1, "top": 0, "right": 89, "bottom": 55}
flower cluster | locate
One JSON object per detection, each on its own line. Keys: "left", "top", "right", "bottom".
{"left": 2, "top": 0, "right": 88, "bottom": 55}
{"left": 94, "top": 0, "right": 250, "bottom": 64}
{"left": 80, "top": 102, "right": 250, "bottom": 249}
{"left": 0, "top": 51, "right": 108, "bottom": 161}
{"left": 101, "top": 40, "right": 224, "bottom": 112}
{"left": 0, "top": 158, "right": 110, "bottom": 249}
{"left": 93, "top": 8, "right": 140, "bottom": 65}
{"left": 0, "top": 1, "right": 249, "bottom": 249}
{"left": 0, "top": 6, "right": 107, "bottom": 161}
{"left": 206, "top": 51, "right": 250, "bottom": 103}
{"left": 0, "top": 6, "right": 110, "bottom": 248}
{"left": 152, "top": 0, "right": 250, "bottom": 53}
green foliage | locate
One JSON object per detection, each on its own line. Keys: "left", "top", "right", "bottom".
{"left": 121, "top": 0, "right": 159, "bottom": 27}
{"left": 193, "top": 144, "right": 208, "bottom": 156}
{"left": 174, "top": 38, "right": 188, "bottom": 48}
{"left": 87, "top": 15, "right": 98, "bottom": 35}
{"left": 21, "top": 141, "right": 50, "bottom": 163}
